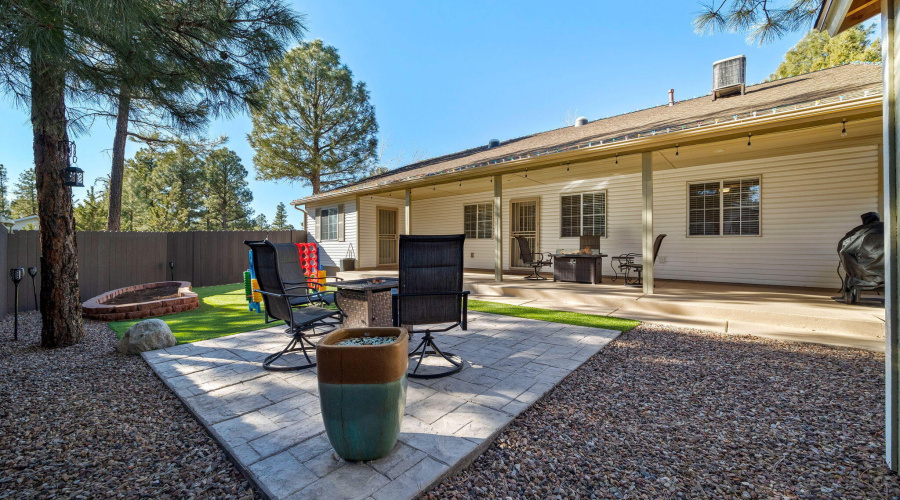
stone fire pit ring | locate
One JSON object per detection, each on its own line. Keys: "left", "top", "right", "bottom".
{"left": 82, "top": 281, "right": 199, "bottom": 321}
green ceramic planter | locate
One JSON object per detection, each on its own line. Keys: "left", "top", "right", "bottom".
{"left": 317, "top": 327, "right": 408, "bottom": 461}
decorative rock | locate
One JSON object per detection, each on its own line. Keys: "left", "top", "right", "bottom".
{"left": 335, "top": 336, "right": 398, "bottom": 346}
{"left": 117, "top": 319, "right": 176, "bottom": 354}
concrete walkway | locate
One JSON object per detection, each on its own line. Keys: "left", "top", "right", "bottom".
{"left": 143, "top": 312, "right": 619, "bottom": 499}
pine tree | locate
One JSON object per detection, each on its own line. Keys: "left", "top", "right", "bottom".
{"left": 102, "top": 1, "right": 304, "bottom": 231}
{"left": 768, "top": 24, "right": 881, "bottom": 80}
{"left": 693, "top": 0, "right": 822, "bottom": 44}
{"left": 271, "top": 202, "right": 294, "bottom": 230}
{"left": 253, "top": 213, "right": 269, "bottom": 230}
{"left": 0, "top": 1, "right": 302, "bottom": 346}
{"left": 10, "top": 169, "right": 37, "bottom": 218}
{"left": 74, "top": 179, "right": 109, "bottom": 230}
{"left": 249, "top": 40, "right": 378, "bottom": 194}
{"left": 204, "top": 148, "right": 254, "bottom": 230}
{"left": 0, "top": 164, "right": 10, "bottom": 218}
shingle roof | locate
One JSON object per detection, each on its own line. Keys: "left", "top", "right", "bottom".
{"left": 298, "top": 63, "right": 882, "bottom": 203}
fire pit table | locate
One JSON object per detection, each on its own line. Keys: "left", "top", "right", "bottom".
{"left": 553, "top": 253, "right": 608, "bottom": 284}
{"left": 335, "top": 278, "right": 399, "bottom": 328}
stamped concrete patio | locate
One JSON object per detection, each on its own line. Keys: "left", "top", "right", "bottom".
{"left": 143, "top": 312, "right": 619, "bottom": 499}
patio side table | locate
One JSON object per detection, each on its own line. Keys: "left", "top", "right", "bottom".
{"left": 335, "top": 278, "right": 399, "bottom": 328}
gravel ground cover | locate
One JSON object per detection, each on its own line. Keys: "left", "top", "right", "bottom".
{"left": 0, "top": 312, "right": 258, "bottom": 499}
{"left": 427, "top": 324, "right": 900, "bottom": 499}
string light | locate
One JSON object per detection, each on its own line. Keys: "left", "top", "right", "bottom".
{"left": 841, "top": 119, "right": 847, "bottom": 137}
{"left": 615, "top": 154, "right": 618, "bottom": 165}
{"left": 566, "top": 162, "right": 570, "bottom": 172}
{"left": 747, "top": 133, "right": 752, "bottom": 149}
{"left": 675, "top": 144, "right": 679, "bottom": 156}
{"left": 524, "top": 168, "right": 528, "bottom": 178}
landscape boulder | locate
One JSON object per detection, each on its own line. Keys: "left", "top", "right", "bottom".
{"left": 117, "top": 319, "right": 176, "bottom": 354}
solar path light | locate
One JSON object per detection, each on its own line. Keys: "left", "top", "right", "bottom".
{"left": 9, "top": 268, "right": 23, "bottom": 340}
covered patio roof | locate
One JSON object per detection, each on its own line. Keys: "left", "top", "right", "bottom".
{"left": 295, "top": 64, "right": 882, "bottom": 205}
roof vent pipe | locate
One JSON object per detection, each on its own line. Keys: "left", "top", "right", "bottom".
{"left": 488, "top": 139, "right": 500, "bottom": 148}
{"left": 668, "top": 89, "right": 674, "bottom": 106}
{"left": 574, "top": 117, "right": 589, "bottom": 127}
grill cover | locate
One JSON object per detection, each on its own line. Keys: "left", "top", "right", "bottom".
{"left": 838, "top": 212, "right": 885, "bottom": 290}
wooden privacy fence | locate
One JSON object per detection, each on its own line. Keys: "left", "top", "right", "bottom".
{"left": 2, "top": 229, "right": 307, "bottom": 314}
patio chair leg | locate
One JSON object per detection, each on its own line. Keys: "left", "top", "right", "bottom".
{"left": 408, "top": 331, "right": 463, "bottom": 379}
{"left": 524, "top": 265, "right": 547, "bottom": 280}
{"left": 409, "top": 336, "right": 428, "bottom": 375}
{"left": 263, "top": 331, "right": 319, "bottom": 372}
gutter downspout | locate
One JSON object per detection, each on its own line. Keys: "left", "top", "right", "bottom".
{"left": 293, "top": 204, "right": 309, "bottom": 233}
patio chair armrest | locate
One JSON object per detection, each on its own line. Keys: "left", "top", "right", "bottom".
{"left": 254, "top": 288, "right": 332, "bottom": 300}
{"left": 283, "top": 284, "right": 332, "bottom": 294}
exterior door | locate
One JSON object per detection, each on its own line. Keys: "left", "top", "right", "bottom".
{"left": 510, "top": 199, "right": 539, "bottom": 268}
{"left": 377, "top": 208, "right": 399, "bottom": 266}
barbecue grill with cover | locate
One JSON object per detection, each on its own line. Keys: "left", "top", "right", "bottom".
{"left": 838, "top": 212, "right": 885, "bottom": 304}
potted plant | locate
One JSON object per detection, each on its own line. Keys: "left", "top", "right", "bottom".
{"left": 316, "top": 327, "right": 408, "bottom": 461}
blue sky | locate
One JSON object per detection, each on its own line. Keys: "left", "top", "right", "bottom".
{"left": 0, "top": 1, "right": 811, "bottom": 228}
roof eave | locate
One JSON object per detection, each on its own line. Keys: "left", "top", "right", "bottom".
{"left": 292, "top": 93, "right": 883, "bottom": 206}
{"left": 816, "top": 0, "right": 880, "bottom": 35}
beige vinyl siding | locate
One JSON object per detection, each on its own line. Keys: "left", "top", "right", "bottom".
{"left": 412, "top": 192, "right": 500, "bottom": 269}
{"left": 358, "top": 195, "right": 407, "bottom": 268}
{"left": 305, "top": 199, "right": 358, "bottom": 269}
{"left": 409, "top": 145, "right": 878, "bottom": 288}
{"left": 653, "top": 146, "right": 878, "bottom": 287}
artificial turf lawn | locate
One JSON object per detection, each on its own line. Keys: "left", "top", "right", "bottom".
{"left": 108, "top": 283, "right": 266, "bottom": 344}
{"left": 108, "top": 283, "right": 640, "bottom": 344}
{"left": 467, "top": 299, "right": 640, "bottom": 332}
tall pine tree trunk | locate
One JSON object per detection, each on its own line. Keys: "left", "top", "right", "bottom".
{"left": 30, "top": 41, "right": 85, "bottom": 347}
{"left": 107, "top": 91, "right": 131, "bottom": 231}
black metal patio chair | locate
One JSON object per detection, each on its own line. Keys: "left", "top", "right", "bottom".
{"left": 245, "top": 240, "right": 345, "bottom": 371}
{"left": 615, "top": 234, "right": 667, "bottom": 286}
{"left": 514, "top": 235, "right": 553, "bottom": 280}
{"left": 392, "top": 234, "right": 470, "bottom": 379}
{"left": 271, "top": 242, "right": 341, "bottom": 309}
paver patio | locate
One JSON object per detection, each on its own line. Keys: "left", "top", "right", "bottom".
{"left": 142, "top": 312, "right": 620, "bottom": 499}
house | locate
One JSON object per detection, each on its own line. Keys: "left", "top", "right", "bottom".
{"left": 294, "top": 62, "right": 883, "bottom": 293}
{"left": 11, "top": 215, "right": 39, "bottom": 231}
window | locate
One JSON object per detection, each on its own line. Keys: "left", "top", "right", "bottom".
{"left": 319, "top": 207, "right": 338, "bottom": 241}
{"left": 688, "top": 177, "right": 760, "bottom": 236}
{"left": 464, "top": 203, "right": 493, "bottom": 239}
{"left": 560, "top": 192, "right": 607, "bottom": 238}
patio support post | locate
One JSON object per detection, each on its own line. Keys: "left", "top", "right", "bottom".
{"left": 883, "top": 0, "right": 900, "bottom": 473}
{"left": 404, "top": 189, "right": 412, "bottom": 235}
{"left": 641, "top": 152, "right": 654, "bottom": 294}
{"left": 493, "top": 174, "right": 503, "bottom": 282}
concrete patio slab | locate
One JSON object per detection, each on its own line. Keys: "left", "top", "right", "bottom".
{"left": 342, "top": 270, "right": 887, "bottom": 352}
{"left": 144, "top": 312, "right": 619, "bottom": 500}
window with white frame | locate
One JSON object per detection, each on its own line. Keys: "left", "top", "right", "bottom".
{"left": 463, "top": 203, "right": 493, "bottom": 239}
{"left": 688, "top": 177, "right": 760, "bottom": 236}
{"left": 319, "top": 207, "right": 338, "bottom": 241}
{"left": 560, "top": 191, "right": 607, "bottom": 238}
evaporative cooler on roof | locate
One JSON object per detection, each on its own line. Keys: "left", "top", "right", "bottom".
{"left": 712, "top": 55, "right": 746, "bottom": 100}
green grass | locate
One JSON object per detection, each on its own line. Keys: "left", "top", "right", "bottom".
{"left": 108, "top": 284, "right": 640, "bottom": 344}
{"left": 109, "top": 283, "right": 267, "bottom": 344}
{"left": 467, "top": 299, "right": 640, "bottom": 332}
